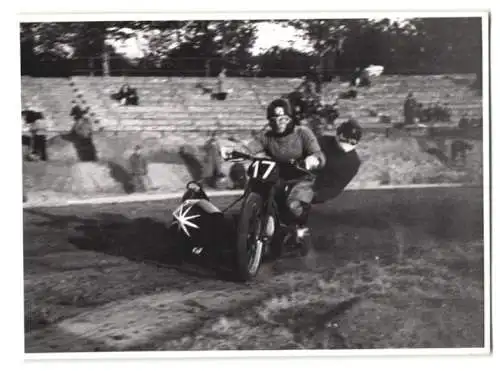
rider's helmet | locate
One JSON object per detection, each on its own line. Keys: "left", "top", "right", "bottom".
{"left": 266, "top": 98, "right": 296, "bottom": 136}
{"left": 336, "top": 118, "right": 362, "bottom": 152}
{"left": 286, "top": 91, "right": 308, "bottom": 121}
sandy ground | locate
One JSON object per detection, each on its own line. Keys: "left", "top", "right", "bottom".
{"left": 23, "top": 186, "right": 484, "bottom": 352}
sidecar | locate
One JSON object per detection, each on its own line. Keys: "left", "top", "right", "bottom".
{"left": 166, "top": 181, "right": 238, "bottom": 269}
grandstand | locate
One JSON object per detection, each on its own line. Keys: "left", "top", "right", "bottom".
{"left": 21, "top": 74, "right": 483, "bottom": 202}
{"left": 21, "top": 74, "right": 482, "bottom": 137}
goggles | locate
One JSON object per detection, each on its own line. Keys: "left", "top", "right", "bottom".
{"left": 272, "top": 115, "right": 291, "bottom": 126}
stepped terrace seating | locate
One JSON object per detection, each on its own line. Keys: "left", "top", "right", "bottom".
{"left": 22, "top": 74, "right": 482, "bottom": 136}
{"left": 250, "top": 74, "right": 482, "bottom": 125}
{"left": 21, "top": 77, "right": 77, "bottom": 137}
{"left": 73, "top": 76, "right": 267, "bottom": 132}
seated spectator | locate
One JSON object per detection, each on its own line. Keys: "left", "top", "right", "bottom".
{"left": 338, "top": 89, "right": 358, "bottom": 100}
{"left": 195, "top": 82, "right": 213, "bottom": 95}
{"left": 418, "top": 101, "right": 452, "bottom": 123}
{"left": 112, "top": 84, "right": 139, "bottom": 106}
{"left": 470, "top": 116, "right": 483, "bottom": 128}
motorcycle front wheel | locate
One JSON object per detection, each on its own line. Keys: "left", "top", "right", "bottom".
{"left": 233, "top": 192, "right": 265, "bottom": 282}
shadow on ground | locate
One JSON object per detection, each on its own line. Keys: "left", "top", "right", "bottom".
{"left": 178, "top": 146, "right": 204, "bottom": 181}
{"left": 26, "top": 210, "right": 175, "bottom": 263}
{"left": 24, "top": 208, "right": 231, "bottom": 280}
{"left": 61, "top": 133, "right": 98, "bottom": 162}
{"left": 107, "top": 161, "right": 134, "bottom": 194}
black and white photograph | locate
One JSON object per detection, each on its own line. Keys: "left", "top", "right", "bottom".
{"left": 19, "top": 9, "right": 490, "bottom": 357}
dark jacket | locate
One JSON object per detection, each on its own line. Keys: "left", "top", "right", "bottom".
{"left": 70, "top": 105, "right": 86, "bottom": 120}
{"left": 313, "top": 135, "right": 361, "bottom": 203}
{"left": 129, "top": 153, "right": 148, "bottom": 175}
{"left": 404, "top": 96, "right": 418, "bottom": 117}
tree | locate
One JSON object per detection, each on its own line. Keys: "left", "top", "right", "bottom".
{"left": 287, "top": 18, "right": 424, "bottom": 75}
{"left": 151, "top": 20, "right": 258, "bottom": 76}
{"left": 410, "top": 17, "right": 482, "bottom": 74}
{"left": 255, "top": 46, "right": 314, "bottom": 77}
{"left": 20, "top": 20, "right": 259, "bottom": 76}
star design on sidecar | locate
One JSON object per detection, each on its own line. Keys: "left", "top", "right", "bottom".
{"left": 172, "top": 201, "right": 201, "bottom": 237}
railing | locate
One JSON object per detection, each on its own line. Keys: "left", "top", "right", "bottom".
{"left": 26, "top": 56, "right": 480, "bottom": 78}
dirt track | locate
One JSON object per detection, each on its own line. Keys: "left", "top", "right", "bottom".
{"left": 23, "top": 186, "right": 485, "bottom": 352}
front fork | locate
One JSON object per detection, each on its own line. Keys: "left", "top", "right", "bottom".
{"left": 260, "top": 187, "right": 278, "bottom": 255}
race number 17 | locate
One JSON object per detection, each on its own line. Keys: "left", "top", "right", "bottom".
{"left": 250, "top": 160, "right": 276, "bottom": 179}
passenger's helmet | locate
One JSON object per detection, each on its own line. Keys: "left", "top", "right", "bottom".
{"left": 336, "top": 119, "right": 362, "bottom": 152}
{"left": 266, "top": 98, "right": 295, "bottom": 135}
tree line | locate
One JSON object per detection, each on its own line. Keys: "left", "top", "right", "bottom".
{"left": 20, "top": 18, "right": 482, "bottom": 78}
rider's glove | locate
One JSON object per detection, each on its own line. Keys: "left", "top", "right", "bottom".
{"left": 220, "top": 147, "right": 233, "bottom": 160}
{"left": 305, "top": 155, "right": 320, "bottom": 170}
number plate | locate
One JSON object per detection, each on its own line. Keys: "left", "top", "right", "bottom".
{"left": 247, "top": 160, "right": 278, "bottom": 181}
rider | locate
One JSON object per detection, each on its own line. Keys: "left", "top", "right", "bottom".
{"left": 233, "top": 97, "right": 327, "bottom": 242}
{"left": 313, "top": 116, "right": 363, "bottom": 203}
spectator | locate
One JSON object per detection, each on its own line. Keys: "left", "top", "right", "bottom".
{"left": 338, "top": 89, "right": 358, "bottom": 100}
{"left": 471, "top": 116, "right": 483, "bottom": 128}
{"left": 22, "top": 150, "right": 27, "bottom": 203}
{"left": 201, "top": 131, "right": 226, "bottom": 187}
{"left": 323, "top": 98, "right": 340, "bottom": 127}
{"left": 286, "top": 91, "right": 310, "bottom": 121}
{"left": 212, "top": 68, "right": 228, "bottom": 101}
{"left": 72, "top": 111, "right": 93, "bottom": 139}
{"left": 297, "top": 66, "right": 322, "bottom": 96}
{"left": 70, "top": 101, "right": 88, "bottom": 123}
{"left": 22, "top": 108, "right": 47, "bottom": 161}
{"left": 359, "top": 69, "right": 371, "bottom": 87}
{"left": 429, "top": 101, "right": 439, "bottom": 121}
{"left": 112, "top": 84, "right": 139, "bottom": 106}
{"left": 437, "top": 103, "right": 451, "bottom": 122}
{"left": 404, "top": 92, "right": 418, "bottom": 126}
{"left": 228, "top": 162, "right": 247, "bottom": 189}
{"left": 217, "top": 68, "right": 227, "bottom": 93}
{"left": 419, "top": 101, "right": 451, "bottom": 123}
{"left": 458, "top": 113, "right": 471, "bottom": 130}
{"left": 128, "top": 145, "right": 151, "bottom": 192}
{"left": 349, "top": 67, "right": 371, "bottom": 87}
{"left": 450, "top": 140, "right": 474, "bottom": 167}
{"left": 350, "top": 67, "right": 362, "bottom": 87}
